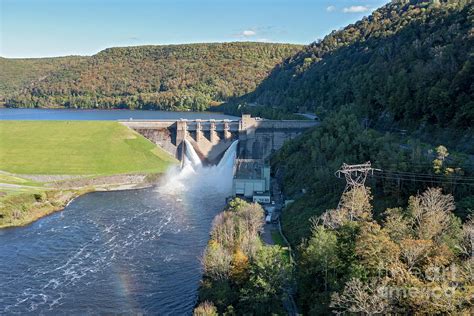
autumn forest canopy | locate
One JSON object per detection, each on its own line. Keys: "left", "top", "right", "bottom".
{"left": 0, "top": 43, "right": 302, "bottom": 111}
{"left": 227, "top": 0, "right": 473, "bottom": 131}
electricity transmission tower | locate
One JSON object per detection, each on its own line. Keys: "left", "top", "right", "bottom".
{"left": 335, "top": 162, "right": 377, "bottom": 209}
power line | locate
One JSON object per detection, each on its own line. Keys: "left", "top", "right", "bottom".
{"left": 371, "top": 174, "right": 474, "bottom": 186}
{"left": 377, "top": 170, "right": 474, "bottom": 181}
{"left": 334, "top": 162, "right": 474, "bottom": 191}
{"left": 373, "top": 161, "right": 474, "bottom": 168}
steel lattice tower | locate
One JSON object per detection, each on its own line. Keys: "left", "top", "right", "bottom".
{"left": 335, "top": 162, "right": 376, "bottom": 209}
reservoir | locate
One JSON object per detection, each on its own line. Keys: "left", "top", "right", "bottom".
{"left": 0, "top": 108, "right": 237, "bottom": 121}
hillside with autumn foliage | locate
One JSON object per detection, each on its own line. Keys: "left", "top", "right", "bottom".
{"left": 1, "top": 42, "right": 301, "bottom": 111}
{"left": 226, "top": 0, "right": 473, "bottom": 132}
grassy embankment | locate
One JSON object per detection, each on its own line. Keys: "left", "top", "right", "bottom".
{"left": 0, "top": 121, "right": 176, "bottom": 227}
{"left": 271, "top": 228, "right": 292, "bottom": 261}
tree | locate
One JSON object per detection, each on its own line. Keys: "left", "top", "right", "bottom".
{"left": 300, "top": 187, "right": 471, "bottom": 314}
{"left": 194, "top": 301, "right": 218, "bottom": 316}
{"left": 197, "top": 199, "right": 274, "bottom": 314}
{"left": 319, "top": 186, "right": 373, "bottom": 229}
{"left": 239, "top": 246, "right": 292, "bottom": 314}
{"left": 330, "top": 278, "right": 391, "bottom": 315}
{"left": 339, "top": 187, "right": 373, "bottom": 222}
{"left": 300, "top": 226, "right": 340, "bottom": 292}
{"left": 433, "top": 145, "right": 449, "bottom": 174}
{"left": 382, "top": 208, "right": 412, "bottom": 243}
{"left": 2, "top": 43, "right": 302, "bottom": 111}
{"left": 458, "top": 215, "right": 474, "bottom": 258}
{"left": 399, "top": 239, "right": 433, "bottom": 271}
{"left": 355, "top": 222, "right": 400, "bottom": 274}
{"left": 230, "top": 248, "right": 249, "bottom": 285}
{"left": 202, "top": 240, "right": 232, "bottom": 281}
{"left": 408, "top": 187, "right": 455, "bottom": 241}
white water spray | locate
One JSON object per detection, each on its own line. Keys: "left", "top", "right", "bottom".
{"left": 158, "top": 140, "right": 238, "bottom": 197}
{"left": 217, "top": 140, "right": 239, "bottom": 171}
{"left": 182, "top": 139, "right": 202, "bottom": 168}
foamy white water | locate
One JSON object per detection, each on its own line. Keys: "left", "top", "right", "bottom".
{"left": 183, "top": 139, "right": 203, "bottom": 168}
{"left": 159, "top": 140, "right": 238, "bottom": 196}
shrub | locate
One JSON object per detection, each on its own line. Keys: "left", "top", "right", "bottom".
{"left": 193, "top": 301, "right": 218, "bottom": 316}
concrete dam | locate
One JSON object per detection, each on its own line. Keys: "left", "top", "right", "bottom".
{"left": 120, "top": 114, "right": 319, "bottom": 163}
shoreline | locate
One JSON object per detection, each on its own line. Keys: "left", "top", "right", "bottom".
{"left": 0, "top": 173, "right": 162, "bottom": 229}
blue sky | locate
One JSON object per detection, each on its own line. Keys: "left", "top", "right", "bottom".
{"left": 0, "top": 0, "right": 388, "bottom": 58}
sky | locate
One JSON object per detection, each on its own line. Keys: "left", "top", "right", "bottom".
{"left": 0, "top": 0, "right": 388, "bottom": 58}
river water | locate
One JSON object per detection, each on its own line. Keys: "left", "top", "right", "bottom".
{"left": 0, "top": 110, "right": 238, "bottom": 314}
{"left": 0, "top": 187, "right": 226, "bottom": 315}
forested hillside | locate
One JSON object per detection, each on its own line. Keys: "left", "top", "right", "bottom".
{"left": 299, "top": 186, "right": 474, "bottom": 314}
{"left": 0, "top": 56, "right": 87, "bottom": 97}
{"left": 1, "top": 43, "right": 301, "bottom": 111}
{"left": 234, "top": 0, "right": 473, "bottom": 131}
{"left": 257, "top": 1, "right": 474, "bottom": 313}
{"left": 272, "top": 108, "right": 474, "bottom": 314}
{"left": 274, "top": 108, "right": 473, "bottom": 244}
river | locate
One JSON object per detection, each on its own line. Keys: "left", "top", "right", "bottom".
{"left": 0, "top": 109, "right": 237, "bottom": 314}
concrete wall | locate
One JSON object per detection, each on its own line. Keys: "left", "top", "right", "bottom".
{"left": 120, "top": 115, "right": 318, "bottom": 163}
{"left": 237, "top": 115, "right": 318, "bottom": 160}
{"left": 121, "top": 119, "right": 239, "bottom": 164}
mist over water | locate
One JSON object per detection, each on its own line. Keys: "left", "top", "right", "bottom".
{"left": 0, "top": 141, "right": 238, "bottom": 315}
{"left": 160, "top": 139, "right": 238, "bottom": 196}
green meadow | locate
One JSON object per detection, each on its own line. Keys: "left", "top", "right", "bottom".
{"left": 0, "top": 121, "right": 176, "bottom": 175}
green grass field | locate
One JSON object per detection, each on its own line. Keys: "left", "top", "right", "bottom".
{"left": 0, "top": 121, "right": 176, "bottom": 175}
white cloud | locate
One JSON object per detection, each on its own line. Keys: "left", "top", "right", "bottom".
{"left": 326, "top": 5, "right": 336, "bottom": 12}
{"left": 343, "top": 5, "right": 370, "bottom": 13}
{"left": 242, "top": 30, "right": 256, "bottom": 37}
{"left": 231, "top": 26, "right": 283, "bottom": 40}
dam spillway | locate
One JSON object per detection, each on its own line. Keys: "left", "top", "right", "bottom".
{"left": 120, "top": 114, "right": 319, "bottom": 164}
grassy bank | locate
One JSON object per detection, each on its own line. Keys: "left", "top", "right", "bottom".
{"left": 0, "top": 172, "right": 162, "bottom": 228}
{"left": 0, "top": 121, "right": 175, "bottom": 175}
{"left": 0, "top": 121, "right": 176, "bottom": 227}
{"left": 0, "top": 188, "right": 91, "bottom": 228}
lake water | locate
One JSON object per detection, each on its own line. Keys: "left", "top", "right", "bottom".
{"left": 0, "top": 108, "right": 238, "bottom": 121}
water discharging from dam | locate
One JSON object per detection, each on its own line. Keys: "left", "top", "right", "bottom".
{"left": 0, "top": 141, "right": 238, "bottom": 315}
{"left": 160, "top": 139, "right": 238, "bottom": 196}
